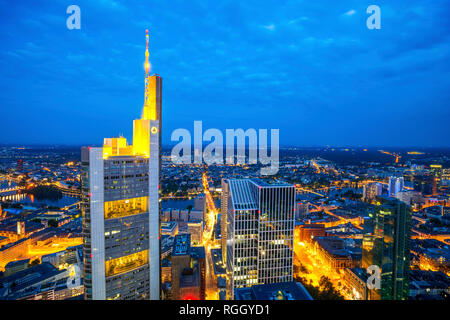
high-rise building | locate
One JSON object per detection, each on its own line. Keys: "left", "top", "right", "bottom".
{"left": 220, "top": 179, "right": 229, "bottom": 265}
{"left": 194, "top": 193, "right": 206, "bottom": 219}
{"left": 170, "top": 234, "right": 206, "bottom": 300}
{"left": 16, "top": 159, "right": 23, "bottom": 172}
{"left": 81, "top": 30, "right": 161, "bottom": 300}
{"left": 187, "top": 220, "right": 203, "bottom": 245}
{"left": 297, "top": 224, "right": 325, "bottom": 242}
{"left": 442, "top": 168, "right": 450, "bottom": 185}
{"left": 222, "top": 179, "right": 295, "bottom": 299}
{"left": 413, "top": 174, "right": 434, "bottom": 196}
{"left": 388, "top": 176, "right": 404, "bottom": 198}
{"left": 363, "top": 182, "right": 382, "bottom": 202}
{"left": 430, "top": 164, "right": 443, "bottom": 180}
{"left": 396, "top": 190, "right": 423, "bottom": 207}
{"left": 171, "top": 234, "right": 192, "bottom": 300}
{"left": 362, "top": 199, "right": 411, "bottom": 300}
{"left": 295, "top": 201, "right": 309, "bottom": 220}
{"left": 430, "top": 164, "right": 443, "bottom": 194}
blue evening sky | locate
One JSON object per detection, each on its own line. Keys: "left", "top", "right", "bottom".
{"left": 0, "top": 0, "right": 449, "bottom": 147}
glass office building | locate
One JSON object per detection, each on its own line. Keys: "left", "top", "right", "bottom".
{"left": 362, "top": 199, "right": 411, "bottom": 300}
{"left": 222, "top": 179, "right": 295, "bottom": 299}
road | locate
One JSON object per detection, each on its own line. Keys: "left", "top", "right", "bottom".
{"left": 201, "top": 171, "right": 220, "bottom": 300}
{"left": 204, "top": 243, "right": 220, "bottom": 300}
{"left": 294, "top": 240, "right": 352, "bottom": 300}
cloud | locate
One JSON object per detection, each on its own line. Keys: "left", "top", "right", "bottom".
{"left": 288, "top": 17, "right": 311, "bottom": 24}
{"left": 1, "top": 0, "right": 449, "bottom": 146}
{"left": 343, "top": 9, "right": 356, "bottom": 16}
{"left": 262, "top": 24, "right": 275, "bottom": 31}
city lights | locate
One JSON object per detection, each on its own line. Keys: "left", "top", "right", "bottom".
{"left": 0, "top": 1, "right": 449, "bottom": 312}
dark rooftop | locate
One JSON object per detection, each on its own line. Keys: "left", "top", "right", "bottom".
{"left": 172, "top": 234, "right": 191, "bottom": 256}
{"left": 234, "top": 281, "right": 313, "bottom": 300}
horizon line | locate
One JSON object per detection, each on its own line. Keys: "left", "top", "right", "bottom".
{"left": 1, "top": 143, "right": 450, "bottom": 150}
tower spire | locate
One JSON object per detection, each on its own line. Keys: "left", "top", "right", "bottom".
{"left": 144, "top": 29, "right": 150, "bottom": 79}
{"left": 142, "top": 29, "right": 154, "bottom": 120}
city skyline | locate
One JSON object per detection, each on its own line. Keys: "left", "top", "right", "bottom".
{"left": 1, "top": 0, "right": 450, "bottom": 147}
{"left": 0, "top": 0, "right": 449, "bottom": 306}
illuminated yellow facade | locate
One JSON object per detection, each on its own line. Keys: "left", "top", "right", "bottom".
{"left": 102, "top": 29, "right": 159, "bottom": 159}
{"left": 104, "top": 196, "right": 149, "bottom": 220}
{"left": 132, "top": 118, "right": 151, "bottom": 157}
{"left": 105, "top": 250, "right": 148, "bottom": 277}
{"left": 142, "top": 75, "right": 159, "bottom": 121}
{"left": 103, "top": 137, "right": 133, "bottom": 158}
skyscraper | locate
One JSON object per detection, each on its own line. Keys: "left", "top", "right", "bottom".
{"left": 388, "top": 176, "right": 404, "bottom": 198}
{"left": 81, "top": 30, "right": 161, "bottom": 300}
{"left": 16, "top": 159, "right": 23, "bottom": 172}
{"left": 363, "top": 182, "right": 382, "bottom": 202}
{"left": 170, "top": 234, "right": 206, "bottom": 300}
{"left": 430, "top": 164, "right": 443, "bottom": 194}
{"left": 220, "top": 178, "right": 229, "bottom": 265}
{"left": 222, "top": 179, "right": 295, "bottom": 299}
{"left": 363, "top": 182, "right": 383, "bottom": 201}
{"left": 362, "top": 199, "right": 411, "bottom": 300}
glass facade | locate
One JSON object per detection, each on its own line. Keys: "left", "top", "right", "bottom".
{"left": 257, "top": 183, "right": 295, "bottom": 284}
{"left": 105, "top": 250, "right": 148, "bottom": 277}
{"left": 81, "top": 63, "right": 162, "bottom": 300}
{"left": 224, "top": 179, "right": 295, "bottom": 299}
{"left": 104, "top": 196, "right": 148, "bottom": 220}
{"left": 362, "top": 199, "right": 411, "bottom": 300}
{"left": 82, "top": 152, "right": 153, "bottom": 300}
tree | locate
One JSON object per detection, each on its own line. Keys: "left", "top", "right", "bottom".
{"left": 295, "top": 276, "right": 344, "bottom": 300}
{"left": 318, "top": 276, "right": 344, "bottom": 300}
{"left": 300, "top": 264, "right": 309, "bottom": 274}
{"left": 27, "top": 185, "right": 62, "bottom": 200}
{"left": 48, "top": 219, "right": 58, "bottom": 228}
{"left": 342, "top": 190, "right": 362, "bottom": 200}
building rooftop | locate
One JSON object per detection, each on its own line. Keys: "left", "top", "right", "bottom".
{"left": 410, "top": 270, "right": 450, "bottom": 290}
{"left": 190, "top": 246, "right": 205, "bottom": 260}
{"left": 234, "top": 281, "right": 313, "bottom": 300}
{"left": 0, "top": 262, "right": 65, "bottom": 294}
{"left": 180, "top": 267, "right": 199, "bottom": 288}
{"left": 228, "top": 179, "right": 258, "bottom": 210}
{"left": 250, "top": 178, "right": 292, "bottom": 187}
{"left": 5, "top": 258, "right": 30, "bottom": 269}
{"left": 161, "top": 221, "right": 178, "bottom": 232}
{"left": 211, "top": 248, "right": 226, "bottom": 275}
{"left": 161, "top": 258, "right": 171, "bottom": 268}
{"left": 172, "top": 234, "right": 191, "bottom": 256}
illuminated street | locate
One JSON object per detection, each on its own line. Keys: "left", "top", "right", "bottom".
{"left": 201, "top": 171, "right": 220, "bottom": 300}
{"left": 294, "top": 241, "right": 351, "bottom": 300}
